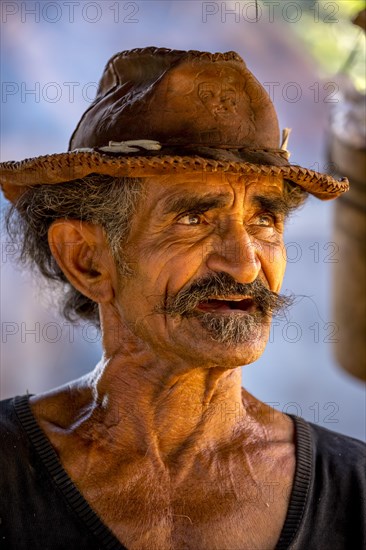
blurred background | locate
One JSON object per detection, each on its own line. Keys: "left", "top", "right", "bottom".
{"left": 1, "top": 0, "right": 365, "bottom": 439}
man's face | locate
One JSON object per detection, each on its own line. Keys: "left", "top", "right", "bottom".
{"left": 112, "top": 172, "right": 287, "bottom": 368}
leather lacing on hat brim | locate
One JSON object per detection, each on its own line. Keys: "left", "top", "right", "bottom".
{"left": 0, "top": 149, "right": 349, "bottom": 203}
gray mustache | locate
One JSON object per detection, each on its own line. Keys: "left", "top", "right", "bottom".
{"left": 156, "top": 272, "right": 293, "bottom": 317}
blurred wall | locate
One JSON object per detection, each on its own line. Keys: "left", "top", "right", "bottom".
{"left": 1, "top": 0, "right": 365, "bottom": 440}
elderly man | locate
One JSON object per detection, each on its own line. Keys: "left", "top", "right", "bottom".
{"left": 0, "top": 48, "right": 364, "bottom": 550}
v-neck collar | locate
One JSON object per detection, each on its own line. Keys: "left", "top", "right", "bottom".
{"left": 14, "top": 394, "right": 126, "bottom": 550}
{"left": 13, "top": 393, "right": 312, "bottom": 550}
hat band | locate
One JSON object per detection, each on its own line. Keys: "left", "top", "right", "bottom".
{"left": 78, "top": 140, "right": 291, "bottom": 161}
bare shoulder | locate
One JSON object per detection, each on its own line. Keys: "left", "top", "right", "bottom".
{"left": 29, "top": 376, "right": 93, "bottom": 428}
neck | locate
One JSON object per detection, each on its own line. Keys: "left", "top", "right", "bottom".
{"left": 71, "top": 316, "right": 266, "bottom": 475}
{"left": 56, "top": 306, "right": 279, "bottom": 481}
{"left": 87, "top": 352, "right": 246, "bottom": 468}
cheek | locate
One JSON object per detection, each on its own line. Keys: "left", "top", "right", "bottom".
{"left": 127, "top": 240, "right": 205, "bottom": 299}
{"left": 153, "top": 247, "right": 204, "bottom": 292}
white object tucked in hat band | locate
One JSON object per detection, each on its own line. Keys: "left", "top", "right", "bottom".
{"left": 99, "top": 140, "right": 162, "bottom": 153}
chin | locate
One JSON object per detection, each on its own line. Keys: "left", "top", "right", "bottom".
{"left": 207, "top": 338, "right": 268, "bottom": 367}
{"left": 174, "top": 321, "right": 269, "bottom": 368}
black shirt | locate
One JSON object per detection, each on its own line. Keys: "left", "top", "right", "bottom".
{"left": 0, "top": 394, "right": 365, "bottom": 549}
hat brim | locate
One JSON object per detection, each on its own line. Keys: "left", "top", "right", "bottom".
{"left": 0, "top": 148, "right": 349, "bottom": 203}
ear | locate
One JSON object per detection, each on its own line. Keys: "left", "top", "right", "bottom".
{"left": 48, "top": 219, "right": 116, "bottom": 304}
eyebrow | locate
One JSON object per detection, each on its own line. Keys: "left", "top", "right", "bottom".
{"left": 252, "top": 194, "right": 290, "bottom": 218}
{"left": 162, "top": 192, "right": 232, "bottom": 216}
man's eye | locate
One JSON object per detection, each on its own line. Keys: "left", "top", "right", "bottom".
{"left": 177, "top": 213, "right": 203, "bottom": 225}
{"left": 255, "top": 214, "right": 275, "bottom": 227}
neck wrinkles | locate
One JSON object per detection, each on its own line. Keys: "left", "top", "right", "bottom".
{"left": 83, "top": 351, "right": 254, "bottom": 472}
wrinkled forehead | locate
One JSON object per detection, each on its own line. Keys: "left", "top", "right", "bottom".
{"left": 143, "top": 172, "right": 285, "bottom": 203}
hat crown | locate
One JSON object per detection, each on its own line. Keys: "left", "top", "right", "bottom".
{"left": 69, "top": 47, "right": 280, "bottom": 151}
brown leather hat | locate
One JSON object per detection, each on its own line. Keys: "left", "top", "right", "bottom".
{"left": 0, "top": 47, "right": 349, "bottom": 202}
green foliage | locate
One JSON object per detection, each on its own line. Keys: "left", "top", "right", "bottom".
{"left": 292, "top": 1, "right": 366, "bottom": 92}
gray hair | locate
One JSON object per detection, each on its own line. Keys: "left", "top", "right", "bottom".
{"left": 5, "top": 174, "right": 144, "bottom": 327}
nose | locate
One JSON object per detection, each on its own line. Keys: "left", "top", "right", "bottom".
{"left": 205, "top": 221, "right": 261, "bottom": 284}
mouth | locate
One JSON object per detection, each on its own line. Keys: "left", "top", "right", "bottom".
{"left": 195, "top": 296, "right": 256, "bottom": 314}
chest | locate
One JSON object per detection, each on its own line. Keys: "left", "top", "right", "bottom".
{"left": 76, "top": 454, "right": 294, "bottom": 550}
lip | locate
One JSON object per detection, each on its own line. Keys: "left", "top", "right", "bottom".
{"left": 195, "top": 296, "right": 256, "bottom": 314}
